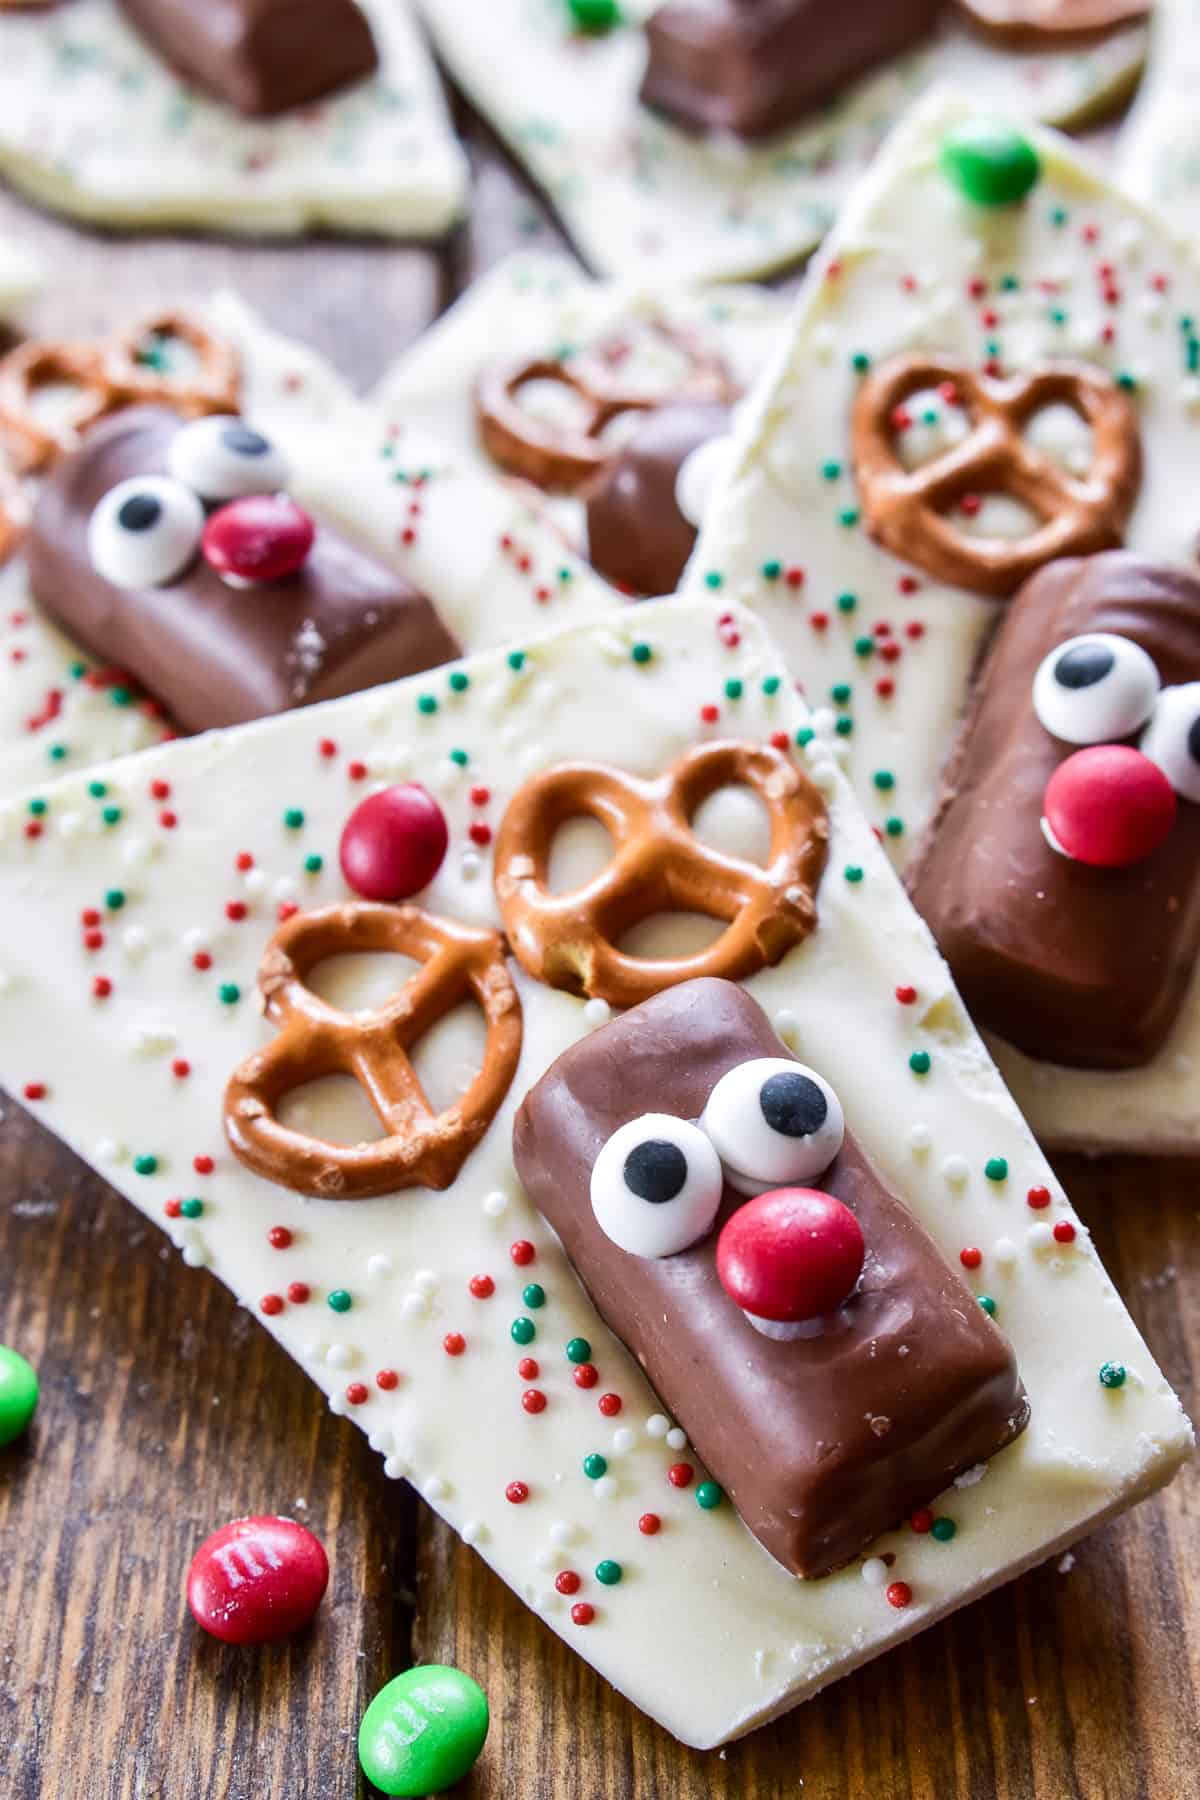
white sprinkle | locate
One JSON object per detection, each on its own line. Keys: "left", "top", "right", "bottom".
{"left": 908, "top": 1123, "right": 932, "bottom": 1154}
{"left": 122, "top": 836, "right": 153, "bottom": 867}
{"left": 57, "top": 811, "right": 83, "bottom": 839}
{"left": 272, "top": 876, "right": 298, "bottom": 902}
{"left": 401, "top": 1292, "right": 428, "bottom": 1320}
{"left": 425, "top": 1476, "right": 449, "bottom": 1502}
{"left": 244, "top": 869, "right": 269, "bottom": 896}
{"left": 367, "top": 1429, "right": 394, "bottom": 1455}
{"left": 327, "top": 1393, "right": 347, "bottom": 1416}
{"left": 646, "top": 1414, "right": 670, "bottom": 1439}
{"left": 325, "top": 1344, "right": 356, "bottom": 1370}
{"left": 548, "top": 1520, "right": 579, "bottom": 1548}
{"left": 181, "top": 1243, "right": 209, "bottom": 1269}
{"left": 462, "top": 1520, "right": 486, "bottom": 1547}
{"left": 122, "top": 926, "right": 149, "bottom": 959}
{"left": 383, "top": 1456, "right": 407, "bottom": 1479}
{"left": 861, "top": 1557, "right": 888, "bottom": 1588}
{"left": 460, "top": 852, "right": 482, "bottom": 883}
{"left": 367, "top": 1253, "right": 395, "bottom": 1279}
{"left": 412, "top": 1268, "right": 439, "bottom": 1296}
{"left": 773, "top": 1008, "right": 799, "bottom": 1045}
{"left": 95, "top": 1137, "right": 124, "bottom": 1163}
{"left": 993, "top": 1237, "right": 1018, "bottom": 1267}
{"left": 594, "top": 1477, "right": 617, "bottom": 1500}
{"left": 183, "top": 928, "right": 208, "bottom": 954}
{"left": 942, "top": 1155, "right": 969, "bottom": 1186}
{"left": 1058, "top": 1551, "right": 1075, "bottom": 1574}
{"left": 666, "top": 1427, "right": 687, "bottom": 1451}
{"left": 583, "top": 998, "right": 612, "bottom": 1030}
{"left": 611, "top": 1427, "right": 635, "bottom": 1454}
{"left": 482, "top": 1190, "right": 509, "bottom": 1219}
{"left": 1027, "top": 1223, "right": 1053, "bottom": 1251}
{"left": 808, "top": 758, "right": 838, "bottom": 791}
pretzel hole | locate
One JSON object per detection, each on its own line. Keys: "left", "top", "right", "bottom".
{"left": 583, "top": 330, "right": 698, "bottom": 398}
{"left": 512, "top": 375, "right": 596, "bottom": 437}
{"left": 618, "top": 913, "right": 727, "bottom": 961}
{"left": 21, "top": 373, "right": 101, "bottom": 439}
{"left": 688, "top": 784, "right": 771, "bottom": 866}
{"left": 130, "top": 327, "right": 203, "bottom": 382}
{"left": 279, "top": 1075, "right": 386, "bottom": 1146}
{"left": 306, "top": 951, "right": 424, "bottom": 1011}
{"left": 545, "top": 815, "right": 618, "bottom": 895}
{"left": 1022, "top": 403, "right": 1094, "bottom": 477}
{"left": 409, "top": 1002, "right": 490, "bottom": 1114}
{"left": 946, "top": 492, "right": 1041, "bottom": 542}
{"left": 892, "top": 385, "right": 972, "bottom": 471}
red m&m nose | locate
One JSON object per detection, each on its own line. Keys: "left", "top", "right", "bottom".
{"left": 202, "top": 494, "right": 315, "bottom": 584}
{"left": 716, "top": 1188, "right": 865, "bottom": 1332}
{"left": 1042, "top": 745, "right": 1176, "bottom": 869}
{"left": 186, "top": 1515, "right": 329, "bottom": 1645}
{"left": 340, "top": 783, "right": 449, "bottom": 901}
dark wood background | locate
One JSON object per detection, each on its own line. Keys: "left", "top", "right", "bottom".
{"left": 0, "top": 88, "right": 1196, "bottom": 1800}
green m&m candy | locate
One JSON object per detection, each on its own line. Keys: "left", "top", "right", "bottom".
{"left": 568, "top": 0, "right": 621, "bottom": 29}
{"left": 358, "top": 1664, "right": 489, "bottom": 1797}
{"left": 0, "top": 1346, "right": 39, "bottom": 1446}
{"left": 941, "top": 119, "right": 1040, "bottom": 208}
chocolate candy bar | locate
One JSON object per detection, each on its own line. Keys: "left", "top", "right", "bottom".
{"left": 514, "top": 978, "right": 1028, "bottom": 1578}
{"left": 118, "top": 0, "right": 378, "bottom": 117}
{"left": 28, "top": 407, "right": 460, "bottom": 733}
{"left": 640, "top": 0, "right": 942, "bottom": 140}
{"left": 909, "top": 552, "right": 1200, "bottom": 1070}
{"left": 585, "top": 400, "right": 731, "bottom": 596}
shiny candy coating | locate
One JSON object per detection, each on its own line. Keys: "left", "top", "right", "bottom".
{"left": 201, "top": 494, "right": 315, "bottom": 585}
{"left": 358, "top": 1664, "right": 489, "bottom": 1796}
{"left": 715, "top": 1187, "right": 865, "bottom": 1322}
{"left": 1043, "top": 745, "right": 1177, "bottom": 867}
{"left": 339, "top": 784, "right": 449, "bottom": 901}
{"left": 567, "top": 0, "right": 621, "bottom": 31}
{"left": 186, "top": 1515, "right": 329, "bottom": 1645}
{"left": 940, "top": 119, "right": 1041, "bottom": 207}
{"left": 0, "top": 1345, "right": 39, "bottom": 1446}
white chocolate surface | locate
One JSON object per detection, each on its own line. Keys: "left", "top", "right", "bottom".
{"left": 1116, "top": 0, "right": 1200, "bottom": 238}
{"left": 0, "top": 235, "right": 43, "bottom": 320}
{"left": 0, "top": 597, "right": 1188, "bottom": 1747}
{"left": 416, "top": 0, "right": 1146, "bottom": 283}
{"left": 0, "top": 0, "right": 467, "bottom": 237}
{"left": 687, "top": 86, "right": 1200, "bottom": 1152}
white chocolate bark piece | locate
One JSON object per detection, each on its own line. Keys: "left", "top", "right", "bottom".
{"left": 686, "top": 86, "right": 1200, "bottom": 1153}
{"left": 416, "top": 0, "right": 1145, "bottom": 283}
{"left": 1116, "top": 0, "right": 1200, "bottom": 238}
{"left": 0, "top": 0, "right": 466, "bottom": 237}
{"left": 0, "top": 235, "right": 43, "bottom": 321}
{"left": 372, "top": 248, "right": 788, "bottom": 561}
{"left": 0, "top": 288, "right": 620, "bottom": 796}
{"left": 0, "top": 597, "right": 1187, "bottom": 1747}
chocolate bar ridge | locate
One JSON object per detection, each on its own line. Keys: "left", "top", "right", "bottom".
{"left": 514, "top": 979, "right": 1027, "bottom": 1578}
{"left": 118, "top": 0, "right": 378, "bottom": 117}
{"left": 28, "top": 407, "right": 460, "bottom": 734}
{"left": 909, "top": 552, "right": 1200, "bottom": 1070}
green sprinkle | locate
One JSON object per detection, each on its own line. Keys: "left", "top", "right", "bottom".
{"left": 133, "top": 1154, "right": 158, "bottom": 1176}
{"left": 450, "top": 748, "right": 469, "bottom": 767}
{"left": 978, "top": 1295, "right": 997, "bottom": 1316}
{"left": 1000, "top": 274, "right": 1019, "bottom": 292}
{"left": 595, "top": 1558, "right": 623, "bottom": 1585}
{"left": 1116, "top": 371, "right": 1138, "bottom": 392}
{"left": 821, "top": 460, "right": 842, "bottom": 481}
{"left": 566, "top": 1336, "right": 592, "bottom": 1364}
{"left": 105, "top": 889, "right": 125, "bottom": 910}
{"left": 328, "top": 1289, "right": 352, "bottom": 1313}
{"left": 28, "top": 797, "right": 47, "bottom": 817}
{"left": 70, "top": 661, "right": 87, "bottom": 680}
{"left": 851, "top": 352, "right": 871, "bottom": 374}
{"left": 853, "top": 635, "right": 875, "bottom": 658}
{"left": 761, "top": 559, "right": 782, "bottom": 581}
{"left": 873, "top": 770, "right": 895, "bottom": 791}
{"left": 557, "top": 566, "right": 573, "bottom": 583}
{"left": 795, "top": 726, "right": 815, "bottom": 748}
{"left": 724, "top": 678, "right": 743, "bottom": 701}
{"left": 88, "top": 781, "right": 107, "bottom": 798}
{"left": 507, "top": 650, "right": 526, "bottom": 671}
{"left": 834, "top": 715, "right": 854, "bottom": 737}
{"left": 522, "top": 1283, "right": 545, "bottom": 1310}
{"left": 909, "top": 1051, "right": 931, "bottom": 1075}
{"left": 985, "top": 1157, "right": 1009, "bottom": 1182}
{"left": 836, "top": 592, "right": 858, "bottom": 614}
{"left": 1099, "top": 1361, "right": 1127, "bottom": 1389}
{"left": 1049, "top": 308, "right": 1067, "bottom": 328}
{"left": 761, "top": 674, "right": 781, "bottom": 696}
{"left": 931, "top": 1517, "right": 957, "bottom": 1543}
{"left": 839, "top": 507, "right": 860, "bottom": 528}
{"left": 283, "top": 808, "right": 305, "bottom": 829}
{"left": 417, "top": 694, "right": 438, "bottom": 715}
{"left": 631, "top": 642, "right": 653, "bottom": 664}
{"left": 304, "top": 854, "right": 323, "bottom": 874}
{"left": 583, "top": 1453, "right": 607, "bottom": 1480}
{"left": 704, "top": 571, "right": 723, "bottom": 590}
{"left": 510, "top": 1317, "right": 536, "bottom": 1346}
{"left": 219, "top": 983, "right": 240, "bottom": 1006}
{"left": 1050, "top": 205, "right": 1068, "bottom": 227}
{"left": 844, "top": 864, "right": 864, "bottom": 884}
{"left": 448, "top": 670, "right": 470, "bottom": 693}
{"left": 831, "top": 682, "right": 852, "bottom": 705}
{"left": 101, "top": 806, "right": 122, "bottom": 827}
{"left": 49, "top": 745, "right": 67, "bottom": 762}
{"left": 885, "top": 817, "right": 905, "bottom": 838}
{"left": 180, "top": 1197, "right": 203, "bottom": 1220}
{"left": 110, "top": 688, "right": 132, "bottom": 708}
{"left": 696, "top": 1481, "right": 723, "bottom": 1511}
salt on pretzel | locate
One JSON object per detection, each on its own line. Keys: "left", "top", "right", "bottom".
{"left": 494, "top": 740, "right": 829, "bottom": 1008}
{"left": 224, "top": 903, "right": 523, "bottom": 1199}
{"left": 850, "top": 353, "right": 1142, "bottom": 598}
{"left": 475, "top": 327, "right": 736, "bottom": 494}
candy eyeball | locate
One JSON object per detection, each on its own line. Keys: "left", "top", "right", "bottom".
{"left": 590, "top": 1114, "right": 723, "bottom": 1258}
{"left": 166, "top": 415, "right": 289, "bottom": 503}
{"left": 1141, "top": 682, "right": 1200, "bottom": 803}
{"left": 1033, "top": 633, "right": 1160, "bottom": 746}
{"left": 701, "top": 1058, "right": 844, "bottom": 1196}
{"left": 87, "top": 476, "right": 205, "bottom": 588}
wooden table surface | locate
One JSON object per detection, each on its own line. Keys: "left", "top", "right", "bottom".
{"left": 0, "top": 92, "right": 1197, "bottom": 1800}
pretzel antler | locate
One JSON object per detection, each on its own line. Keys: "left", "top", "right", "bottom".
{"left": 494, "top": 740, "right": 829, "bottom": 1007}
{"left": 851, "top": 354, "right": 1141, "bottom": 598}
{"left": 224, "top": 904, "right": 523, "bottom": 1198}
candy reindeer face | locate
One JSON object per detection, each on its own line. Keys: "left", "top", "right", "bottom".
{"left": 909, "top": 551, "right": 1200, "bottom": 1069}
{"left": 514, "top": 978, "right": 1027, "bottom": 1578}
{"left": 28, "top": 405, "right": 460, "bottom": 734}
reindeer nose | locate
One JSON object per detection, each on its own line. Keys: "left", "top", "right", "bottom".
{"left": 715, "top": 1188, "right": 865, "bottom": 1339}
{"left": 1042, "top": 744, "right": 1176, "bottom": 869}
{"left": 202, "top": 494, "right": 315, "bottom": 586}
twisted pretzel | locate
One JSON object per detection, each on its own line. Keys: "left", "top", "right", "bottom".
{"left": 0, "top": 466, "right": 30, "bottom": 565}
{"left": 103, "top": 309, "right": 240, "bottom": 417}
{"left": 494, "top": 740, "right": 828, "bottom": 1008}
{"left": 476, "top": 328, "right": 736, "bottom": 494}
{"left": 224, "top": 904, "right": 523, "bottom": 1199}
{"left": 0, "top": 341, "right": 119, "bottom": 474}
{"left": 850, "top": 355, "right": 1141, "bottom": 598}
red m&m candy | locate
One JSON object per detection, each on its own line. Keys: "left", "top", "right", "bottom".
{"left": 201, "top": 495, "right": 315, "bottom": 585}
{"left": 339, "top": 784, "right": 448, "bottom": 901}
{"left": 186, "top": 1515, "right": 329, "bottom": 1645}
{"left": 716, "top": 1188, "right": 865, "bottom": 1334}
{"left": 1042, "top": 746, "right": 1176, "bottom": 869}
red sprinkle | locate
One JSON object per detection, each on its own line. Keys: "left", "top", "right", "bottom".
{"left": 468, "top": 821, "right": 492, "bottom": 848}
{"left": 193, "top": 950, "right": 212, "bottom": 971}
{"left": 505, "top": 1480, "right": 529, "bottom": 1504}
{"left": 194, "top": 1155, "right": 214, "bottom": 1175}
{"left": 570, "top": 1602, "right": 594, "bottom": 1626}
{"left": 164, "top": 1198, "right": 182, "bottom": 1219}
{"left": 638, "top": 1513, "right": 661, "bottom": 1536}
{"left": 92, "top": 976, "right": 112, "bottom": 999}
{"left": 598, "top": 1393, "right": 622, "bottom": 1417}
{"left": 1027, "top": 1186, "right": 1051, "bottom": 1210}
{"left": 376, "top": 1370, "right": 400, "bottom": 1391}
{"left": 887, "top": 1581, "right": 913, "bottom": 1609}
{"left": 1053, "top": 1221, "right": 1077, "bottom": 1245}
{"left": 895, "top": 985, "right": 917, "bottom": 1005}
{"left": 555, "top": 1570, "right": 580, "bottom": 1595}
{"left": 960, "top": 1247, "right": 982, "bottom": 1270}
{"left": 345, "top": 1382, "right": 369, "bottom": 1406}
{"left": 318, "top": 738, "right": 338, "bottom": 759}
{"left": 910, "top": 1508, "right": 934, "bottom": 1534}
{"left": 667, "top": 1463, "right": 694, "bottom": 1489}
{"left": 348, "top": 760, "right": 368, "bottom": 782}
{"left": 517, "top": 1357, "right": 539, "bottom": 1381}
{"left": 268, "top": 1226, "right": 293, "bottom": 1250}
{"left": 573, "top": 1363, "right": 598, "bottom": 1390}
{"left": 171, "top": 1059, "right": 191, "bottom": 1080}
{"left": 699, "top": 703, "right": 720, "bottom": 725}
{"left": 469, "top": 785, "right": 491, "bottom": 807}
{"left": 225, "top": 901, "right": 247, "bottom": 922}
{"left": 522, "top": 1389, "right": 547, "bottom": 1414}
{"left": 443, "top": 1332, "right": 466, "bottom": 1357}
{"left": 510, "top": 1240, "right": 536, "bottom": 1266}
{"left": 84, "top": 929, "right": 105, "bottom": 951}
{"left": 287, "top": 1282, "right": 310, "bottom": 1305}
{"left": 22, "top": 1082, "right": 46, "bottom": 1102}
{"left": 260, "top": 1294, "right": 285, "bottom": 1316}
{"left": 469, "top": 1274, "right": 495, "bottom": 1299}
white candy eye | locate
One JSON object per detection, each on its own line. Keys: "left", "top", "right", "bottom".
{"left": 590, "top": 1114, "right": 723, "bottom": 1259}
{"left": 701, "top": 1058, "right": 844, "bottom": 1196}
{"left": 1033, "top": 633, "right": 1160, "bottom": 745}
{"left": 87, "top": 476, "right": 204, "bottom": 588}
{"left": 1141, "top": 682, "right": 1200, "bottom": 803}
{"left": 166, "top": 415, "right": 289, "bottom": 502}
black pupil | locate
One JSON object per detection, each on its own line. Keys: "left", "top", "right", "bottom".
{"left": 1189, "top": 713, "right": 1200, "bottom": 767}
{"left": 1054, "top": 642, "right": 1114, "bottom": 690}
{"left": 623, "top": 1139, "right": 688, "bottom": 1205}
{"left": 222, "top": 423, "right": 270, "bottom": 458}
{"left": 760, "top": 1072, "right": 827, "bottom": 1138}
{"left": 117, "top": 493, "right": 162, "bottom": 532}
